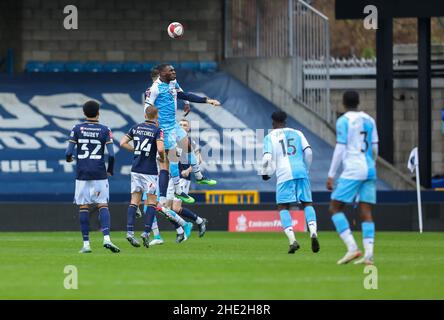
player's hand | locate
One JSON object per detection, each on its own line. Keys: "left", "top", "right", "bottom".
{"left": 183, "top": 103, "right": 191, "bottom": 116}
{"left": 181, "top": 170, "right": 190, "bottom": 178}
{"left": 66, "top": 155, "right": 73, "bottom": 163}
{"left": 326, "top": 177, "right": 334, "bottom": 191}
{"left": 262, "top": 175, "right": 271, "bottom": 181}
{"left": 206, "top": 98, "right": 221, "bottom": 106}
{"left": 107, "top": 171, "right": 113, "bottom": 177}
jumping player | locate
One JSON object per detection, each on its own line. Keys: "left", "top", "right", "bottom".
{"left": 145, "top": 64, "right": 220, "bottom": 204}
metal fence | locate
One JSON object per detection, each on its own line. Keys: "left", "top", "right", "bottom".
{"left": 225, "top": 0, "right": 332, "bottom": 124}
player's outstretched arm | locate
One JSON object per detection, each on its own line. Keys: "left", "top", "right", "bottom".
{"left": 106, "top": 143, "right": 115, "bottom": 176}
{"left": 177, "top": 91, "right": 221, "bottom": 106}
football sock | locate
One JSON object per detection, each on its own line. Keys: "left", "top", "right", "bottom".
{"left": 304, "top": 206, "right": 318, "bottom": 237}
{"left": 158, "top": 169, "right": 169, "bottom": 197}
{"left": 177, "top": 227, "right": 184, "bottom": 235}
{"left": 170, "top": 161, "right": 180, "bottom": 179}
{"left": 187, "top": 152, "right": 204, "bottom": 180}
{"left": 98, "top": 206, "right": 111, "bottom": 238}
{"left": 144, "top": 205, "right": 156, "bottom": 234}
{"left": 79, "top": 209, "right": 90, "bottom": 242}
{"left": 126, "top": 204, "right": 138, "bottom": 236}
{"left": 179, "top": 207, "right": 199, "bottom": 222}
{"left": 280, "top": 210, "right": 296, "bottom": 244}
{"left": 152, "top": 216, "right": 160, "bottom": 237}
{"left": 362, "top": 221, "right": 375, "bottom": 258}
{"left": 83, "top": 240, "right": 90, "bottom": 247}
{"left": 332, "top": 212, "right": 358, "bottom": 252}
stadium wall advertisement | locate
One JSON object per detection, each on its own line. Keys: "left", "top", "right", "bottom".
{"left": 228, "top": 210, "right": 306, "bottom": 232}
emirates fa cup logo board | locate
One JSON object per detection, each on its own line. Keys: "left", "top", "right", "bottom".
{"left": 229, "top": 211, "right": 306, "bottom": 232}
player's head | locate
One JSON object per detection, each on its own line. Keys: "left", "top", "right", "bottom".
{"left": 343, "top": 90, "right": 360, "bottom": 110}
{"left": 145, "top": 105, "right": 159, "bottom": 122}
{"left": 271, "top": 110, "right": 287, "bottom": 129}
{"left": 150, "top": 66, "right": 160, "bottom": 82}
{"left": 83, "top": 100, "right": 100, "bottom": 119}
{"left": 179, "top": 118, "right": 190, "bottom": 132}
{"left": 157, "top": 64, "right": 176, "bottom": 82}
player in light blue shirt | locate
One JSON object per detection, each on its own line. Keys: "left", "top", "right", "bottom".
{"left": 327, "top": 90, "right": 378, "bottom": 265}
{"left": 262, "top": 111, "right": 320, "bottom": 254}
{"left": 145, "top": 64, "right": 220, "bottom": 205}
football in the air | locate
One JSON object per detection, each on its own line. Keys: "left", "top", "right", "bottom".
{"left": 167, "top": 22, "right": 184, "bottom": 38}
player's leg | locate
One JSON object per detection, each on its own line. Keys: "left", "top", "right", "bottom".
{"left": 78, "top": 204, "right": 92, "bottom": 253}
{"left": 91, "top": 180, "right": 119, "bottom": 253}
{"left": 276, "top": 180, "right": 299, "bottom": 253}
{"left": 165, "top": 128, "right": 194, "bottom": 204}
{"left": 126, "top": 190, "right": 142, "bottom": 247}
{"left": 164, "top": 180, "right": 188, "bottom": 241}
{"left": 297, "top": 177, "right": 320, "bottom": 252}
{"left": 354, "top": 180, "right": 376, "bottom": 265}
{"left": 157, "top": 155, "right": 170, "bottom": 207}
{"left": 141, "top": 193, "right": 158, "bottom": 248}
{"left": 177, "top": 132, "right": 216, "bottom": 186}
{"left": 174, "top": 180, "right": 207, "bottom": 238}
{"left": 329, "top": 179, "right": 362, "bottom": 264}
{"left": 75, "top": 180, "right": 92, "bottom": 253}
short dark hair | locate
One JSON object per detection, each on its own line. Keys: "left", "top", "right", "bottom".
{"left": 150, "top": 66, "right": 159, "bottom": 80}
{"left": 157, "top": 64, "right": 172, "bottom": 72}
{"left": 83, "top": 100, "right": 100, "bottom": 118}
{"left": 271, "top": 110, "right": 287, "bottom": 123}
{"left": 343, "top": 90, "right": 360, "bottom": 109}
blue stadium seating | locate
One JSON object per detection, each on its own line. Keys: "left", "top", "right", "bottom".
{"left": 123, "top": 61, "right": 143, "bottom": 72}
{"left": 65, "top": 61, "right": 84, "bottom": 72}
{"left": 25, "top": 61, "right": 45, "bottom": 72}
{"left": 103, "top": 62, "right": 124, "bottom": 73}
{"left": 44, "top": 62, "right": 66, "bottom": 72}
{"left": 179, "top": 61, "right": 201, "bottom": 71}
{"left": 23, "top": 60, "right": 218, "bottom": 73}
{"left": 83, "top": 62, "right": 103, "bottom": 73}
{"left": 142, "top": 62, "right": 157, "bottom": 72}
{"left": 200, "top": 61, "right": 218, "bottom": 72}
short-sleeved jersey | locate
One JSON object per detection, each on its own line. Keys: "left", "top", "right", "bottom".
{"left": 69, "top": 121, "right": 113, "bottom": 180}
{"left": 144, "top": 78, "right": 181, "bottom": 131}
{"left": 125, "top": 120, "right": 163, "bottom": 175}
{"left": 263, "top": 128, "right": 310, "bottom": 185}
{"left": 335, "top": 111, "right": 379, "bottom": 180}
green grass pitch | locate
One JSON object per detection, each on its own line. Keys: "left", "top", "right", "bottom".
{"left": 0, "top": 231, "right": 443, "bottom": 299}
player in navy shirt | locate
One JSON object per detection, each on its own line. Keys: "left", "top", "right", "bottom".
{"left": 65, "top": 100, "right": 120, "bottom": 254}
{"left": 120, "top": 105, "right": 166, "bottom": 248}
